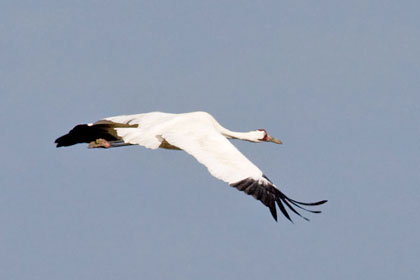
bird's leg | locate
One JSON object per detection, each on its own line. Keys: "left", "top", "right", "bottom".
{"left": 88, "top": 138, "right": 111, "bottom": 149}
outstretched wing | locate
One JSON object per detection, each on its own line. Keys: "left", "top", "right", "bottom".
{"left": 162, "top": 126, "right": 327, "bottom": 222}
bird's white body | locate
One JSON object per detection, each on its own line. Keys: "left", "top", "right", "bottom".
{"left": 56, "top": 111, "right": 326, "bottom": 222}
{"left": 102, "top": 111, "right": 265, "bottom": 184}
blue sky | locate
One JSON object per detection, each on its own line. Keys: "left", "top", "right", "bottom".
{"left": 1, "top": 1, "right": 419, "bottom": 279}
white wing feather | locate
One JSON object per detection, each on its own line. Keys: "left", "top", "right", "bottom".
{"left": 162, "top": 127, "right": 263, "bottom": 184}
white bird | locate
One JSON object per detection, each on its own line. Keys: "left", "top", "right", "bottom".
{"left": 55, "top": 111, "right": 326, "bottom": 222}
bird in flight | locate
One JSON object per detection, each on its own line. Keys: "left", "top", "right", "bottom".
{"left": 55, "top": 111, "right": 327, "bottom": 222}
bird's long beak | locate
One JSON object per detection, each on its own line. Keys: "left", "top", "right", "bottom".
{"left": 268, "top": 136, "right": 283, "bottom": 144}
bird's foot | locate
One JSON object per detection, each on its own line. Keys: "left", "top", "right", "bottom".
{"left": 88, "top": 138, "right": 111, "bottom": 149}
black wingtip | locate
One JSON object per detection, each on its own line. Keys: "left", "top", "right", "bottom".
{"left": 54, "top": 136, "right": 65, "bottom": 147}
{"left": 230, "top": 177, "right": 327, "bottom": 223}
{"left": 275, "top": 198, "right": 293, "bottom": 223}
{"left": 54, "top": 136, "right": 66, "bottom": 147}
{"left": 289, "top": 198, "right": 328, "bottom": 206}
{"left": 268, "top": 201, "right": 278, "bottom": 222}
{"left": 54, "top": 123, "right": 124, "bottom": 148}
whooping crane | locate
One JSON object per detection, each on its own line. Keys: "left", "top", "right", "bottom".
{"left": 55, "top": 111, "right": 327, "bottom": 222}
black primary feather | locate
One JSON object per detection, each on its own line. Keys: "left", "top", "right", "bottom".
{"left": 55, "top": 121, "right": 138, "bottom": 147}
{"left": 230, "top": 176, "right": 327, "bottom": 222}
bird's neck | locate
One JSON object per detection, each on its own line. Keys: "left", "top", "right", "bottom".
{"left": 219, "top": 128, "right": 261, "bottom": 142}
{"left": 210, "top": 117, "right": 262, "bottom": 142}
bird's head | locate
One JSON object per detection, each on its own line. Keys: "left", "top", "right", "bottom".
{"left": 256, "top": 129, "right": 283, "bottom": 144}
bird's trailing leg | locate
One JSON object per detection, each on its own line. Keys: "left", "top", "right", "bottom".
{"left": 88, "top": 138, "right": 111, "bottom": 149}
{"left": 88, "top": 139, "right": 133, "bottom": 149}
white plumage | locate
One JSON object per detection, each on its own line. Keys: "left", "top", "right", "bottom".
{"left": 56, "top": 111, "right": 326, "bottom": 222}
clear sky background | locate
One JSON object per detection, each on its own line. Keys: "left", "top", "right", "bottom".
{"left": 1, "top": 1, "right": 419, "bottom": 279}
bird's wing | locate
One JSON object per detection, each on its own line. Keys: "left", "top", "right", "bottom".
{"left": 162, "top": 127, "right": 327, "bottom": 222}
{"left": 163, "top": 126, "right": 262, "bottom": 184}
